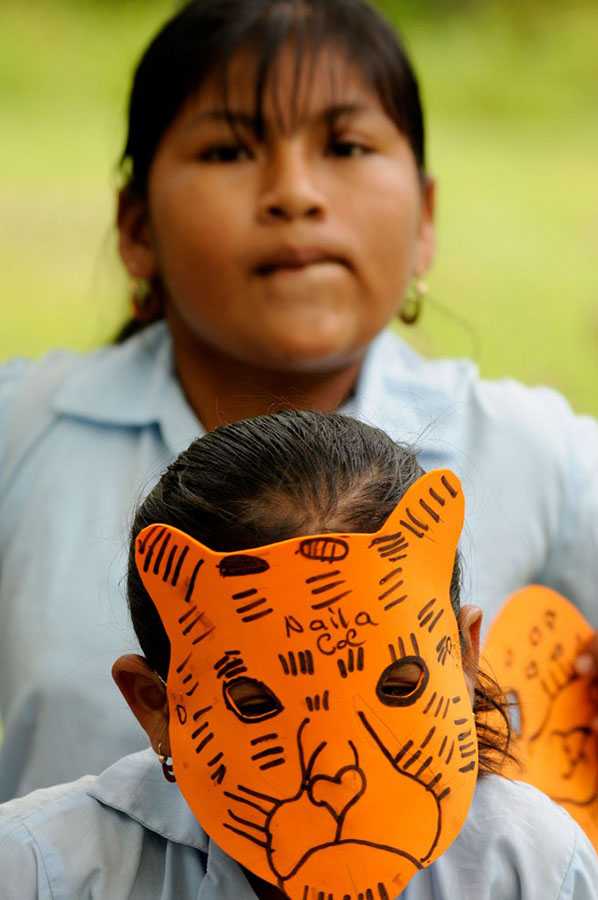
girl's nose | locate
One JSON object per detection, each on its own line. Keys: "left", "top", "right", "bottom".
{"left": 257, "top": 147, "right": 327, "bottom": 223}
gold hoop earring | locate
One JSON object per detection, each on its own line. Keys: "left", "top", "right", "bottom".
{"left": 399, "top": 278, "right": 428, "bottom": 325}
{"left": 157, "top": 741, "right": 176, "bottom": 783}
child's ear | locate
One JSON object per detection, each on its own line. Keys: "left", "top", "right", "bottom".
{"left": 458, "top": 605, "right": 482, "bottom": 701}
{"left": 117, "top": 187, "right": 158, "bottom": 281}
{"left": 112, "top": 654, "right": 170, "bottom": 755}
{"left": 415, "top": 173, "right": 436, "bottom": 275}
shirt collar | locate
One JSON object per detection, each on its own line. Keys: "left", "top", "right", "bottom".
{"left": 87, "top": 749, "right": 209, "bottom": 851}
{"left": 53, "top": 322, "right": 203, "bottom": 455}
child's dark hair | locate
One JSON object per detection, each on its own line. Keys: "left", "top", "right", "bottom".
{"left": 116, "top": 0, "right": 426, "bottom": 341}
{"left": 127, "top": 411, "right": 511, "bottom": 777}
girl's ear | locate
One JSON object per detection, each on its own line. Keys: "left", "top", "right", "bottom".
{"left": 112, "top": 654, "right": 170, "bottom": 755}
{"left": 458, "top": 605, "right": 483, "bottom": 701}
{"left": 117, "top": 187, "right": 158, "bottom": 280}
{"left": 415, "top": 174, "right": 436, "bottom": 275}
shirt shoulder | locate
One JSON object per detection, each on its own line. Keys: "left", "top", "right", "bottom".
{"left": 431, "top": 776, "right": 598, "bottom": 899}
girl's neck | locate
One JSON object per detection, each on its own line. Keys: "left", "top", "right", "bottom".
{"left": 170, "top": 331, "right": 364, "bottom": 432}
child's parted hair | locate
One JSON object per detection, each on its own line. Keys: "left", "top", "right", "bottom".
{"left": 120, "top": 0, "right": 425, "bottom": 198}
{"left": 127, "top": 411, "right": 511, "bottom": 776}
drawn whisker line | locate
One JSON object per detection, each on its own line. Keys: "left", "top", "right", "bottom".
{"left": 369, "top": 531, "right": 404, "bottom": 546}
{"left": 182, "top": 612, "right": 208, "bottom": 636}
{"left": 208, "top": 752, "right": 224, "bottom": 766}
{"left": 191, "top": 627, "right": 214, "bottom": 645}
{"left": 223, "top": 791, "right": 270, "bottom": 815}
{"left": 237, "top": 784, "right": 277, "bottom": 804}
{"left": 211, "top": 765, "right": 226, "bottom": 784}
{"left": 184, "top": 560, "right": 204, "bottom": 603}
{"left": 240, "top": 608, "right": 273, "bottom": 623}
{"left": 383, "top": 594, "right": 408, "bottom": 611}
{"left": 250, "top": 733, "right": 279, "bottom": 746}
{"left": 236, "top": 597, "right": 267, "bottom": 614}
{"left": 311, "top": 590, "right": 352, "bottom": 611}
{"left": 310, "top": 580, "right": 346, "bottom": 595}
{"left": 378, "top": 579, "right": 404, "bottom": 601}
{"left": 176, "top": 652, "right": 192, "bottom": 674}
{"left": 259, "top": 757, "right": 286, "bottom": 770}
{"left": 193, "top": 705, "right": 212, "bottom": 721}
{"left": 418, "top": 599, "right": 436, "bottom": 619}
{"left": 419, "top": 498, "right": 440, "bottom": 523}
{"left": 429, "top": 487, "right": 445, "bottom": 507}
{"left": 185, "top": 682, "right": 199, "bottom": 697}
{"left": 195, "top": 732, "right": 214, "bottom": 753}
{"left": 178, "top": 604, "right": 198, "bottom": 624}
{"left": 459, "top": 761, "right": 476, "bottom": 773}
{"left": 227, "top": 809, "right": 267, "bottom": 833}
{"left": 222, "top": 823, "right": 268, "bottom": 848}
{"left": 232, "top": 588, "right": 257, "bottom": 600}
{"left": 251, "top": 746, "right": 285, "bottom": 761}
{"left": 399, "top": 519, "right": 424, "bottom": 539}
{"left": 379, "top": 567, "right": 403, "bottom": 585}
{"left": 192, "top": 721, "right": 209, "bottom": 740}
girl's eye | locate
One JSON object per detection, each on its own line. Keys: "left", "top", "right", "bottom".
{"left": 199, "top": 144, "right": 252, "bottom": 163}
{"left": 224, "top": 677, "right": 283, "bottom": 722}
{"left": 329, "top": 140, "right": 371, "bottom": 159}
{"left": 376, "top": 656, "right": 429, "bottom": 707}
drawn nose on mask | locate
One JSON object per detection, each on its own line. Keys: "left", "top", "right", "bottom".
{"left": 307, "top": 765, "right": 366, "bottom": 822}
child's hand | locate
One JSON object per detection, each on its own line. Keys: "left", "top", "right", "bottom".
{"left": 574, "top": 630, "right": 598, "bottom": 733}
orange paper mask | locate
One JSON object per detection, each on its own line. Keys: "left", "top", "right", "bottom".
{"left": 135, "top": 470, "right": 478, "bottom": 899}
{"left": 483, "top": 586, "right": 598, "bottom": 849}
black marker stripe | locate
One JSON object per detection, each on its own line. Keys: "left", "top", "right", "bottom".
{"left": 459, "top": 761, "right": 476, "bottom": 773}
{"left": 428, "top": 609, "right": 445, "bottom": 633}
{"left": 394, "top": 740, "right": 413, "bottom": 764}
{"left": 176, "top": 652, "right": 192, "bottom": 674}
{"left": 337, "top": 658, "right": 348, "bottom": 679}
{"left": 402, "top": 750, "right": 421, "bottom": 770}
{"left": 379, "top": 567, "right": 403, "bottom": 585}
{"left": 193, "top": 705, "right": 212, "bottom": 721}
{"left": 323, "top": 690, "right": 329, "bottom": 710}
{"left": 236, "top": 598, "right": 267, "bottom": 614}
{"left": 192, "top": 722, "right": 209, "bottom": 739}
{"left": 208, "top": 752, "right": 224, "bottom": 766}
{"left": 232, "top": 588, "right": 257, "bottom": 600}
{"left": 429, "top": 487, "right": 445, "bottom": 506}
{"left": 406, "top": 509, "right": 428, "bottom": 531}
{"left": 241, "top": 609, "right": 273, "bottom": 623}
{"left": 171, "top": 545, "right": 188, "bottom": 586}
{"left": 137, "top": 524, "right": 160, "bottom": 554}
{"left": 153, "top": 531, "right": 171, "bottom": 574}
{"left": 185, "top": 559, "right": 204, "bottom": 603}
{"left": 411, "top": 633, "right": 420, "bottom": 655}
{"left": 163, "top": 544, "right": 178, "bottom": 583}
{"left": 305, "top": 571, "right": 341, "bottom": 583}
{"left": 419, "top": 499, "right": 440, "bottom": 522}
{"left": 278, "top": 654, "right": 289, "bottom": 675}
{"left": 223, "top": 823, "right": 267, "bottom": 849}
{"left": 378, "top": 579, "right": 404, "bottom": 600}
{"left": 438, "top": 787, "right": 451, "bottom": 801}
{"left": 423, "top": 692, "right": 437, "bottom": 715}
{"left": 418, "top": 599, "right": 436, "bottom": 619}
{"left": 259, "top": 758, "right": 286, "bottom": 771}
{"left": 421, "top": 727, "right": 436, "bottom": 748}
{"left": 250, "top": 734, "right": 278, "bottom": 746}
{"left": 192, "top": 627, "right": 215, "bottom": 645}
{"left": 143, "top": 527, "right": 166, "bottom": 572}
{"left": 415, "top": 756, "right": 433, "bottom": 777}
{"left": 357, "top": 646, "right": 364, "bottom": 670}
{"left": 311, "top": 590, "right": 352, "bottom": 611}
{"left": 195, "top": 732, "right": 214, "bottom": 753}
{"left": 383, "top": 594, "right": 407, "bottom": 611}
{"left": 399, "top": 519, "right": 424, "bottom": 538}
{"left": 251, "top": 746, "right": 284, "bottom": 761}
{"left": 441, "top": 475, "right": 458, "bottom": 497}
{"left": 310, "top": 580, "right": 346, "bottom": 595}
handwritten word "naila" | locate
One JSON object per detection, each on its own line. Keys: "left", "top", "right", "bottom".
{"left": 284, "top": 606, "right": 379, "bottom": 656}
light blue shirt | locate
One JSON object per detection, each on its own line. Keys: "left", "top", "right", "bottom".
{"left": 1, "top": 323, "right": 596, "bottom": 798}
{"left": 0, "top": 750, "right": 595, "bottom": 899}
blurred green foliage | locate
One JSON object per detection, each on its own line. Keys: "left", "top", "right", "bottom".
{"left": 2, "top": 0, "right": 597, "bottom": 413}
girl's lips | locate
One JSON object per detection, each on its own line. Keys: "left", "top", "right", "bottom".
{"left": 256, "top": 247, "right": 348, "bottom": 275}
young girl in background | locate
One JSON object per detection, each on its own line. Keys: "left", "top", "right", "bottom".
{"left": 0, "top": 411, "right": 595, "bottom": 899}
{"left": 0, "top": 0, "right": 596, "bottom": 800}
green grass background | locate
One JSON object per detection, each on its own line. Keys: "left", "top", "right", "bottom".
{"left": 2, "top": 0, "right": 597, "bottom": 413}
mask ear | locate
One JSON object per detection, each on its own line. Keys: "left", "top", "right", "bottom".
{"left": 135, "top": 524, "right": 216, "bottom": 644}
{"left": 375, "top": 469, "right": 464, "bottom": 576}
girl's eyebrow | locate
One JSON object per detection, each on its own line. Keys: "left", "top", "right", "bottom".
{"left": 184, "top": 102, "right": 372, "bottom": 134}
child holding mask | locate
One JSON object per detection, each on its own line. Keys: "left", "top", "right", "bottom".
{"left": 0, "top": 411, "right": 595, "bottom": 899}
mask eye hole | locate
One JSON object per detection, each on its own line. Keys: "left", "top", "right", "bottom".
{"left": 224, "top": 677, "right": 283, "bottom": 723}
{"left": 376, "top": 656, "right": 429, "bottom": 706}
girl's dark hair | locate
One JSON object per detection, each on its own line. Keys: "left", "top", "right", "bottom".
{"left": 127, "top": 411, "right": 511, "bottom": 776}
{"left": 116, "top": 0, "right": 426, "bottom": 342}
